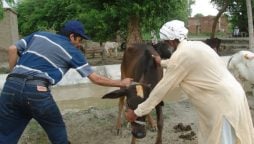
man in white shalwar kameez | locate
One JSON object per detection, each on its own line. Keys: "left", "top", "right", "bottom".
{"left": 125, "top": 20, "right": 254, "bottom": 144}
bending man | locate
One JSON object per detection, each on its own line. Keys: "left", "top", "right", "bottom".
{"left": 126, "top": 20, "right": 254, "bottom": 144}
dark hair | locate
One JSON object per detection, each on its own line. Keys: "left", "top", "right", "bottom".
{"left": 58, "top": 29, "right": 81, "bottom": 40}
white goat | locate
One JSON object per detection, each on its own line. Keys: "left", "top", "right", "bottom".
{"left": 104, "top": 42, "right": 119, "bottom": 57}
{"left": 227, "top": 50, "right": 254, "bottom": 96}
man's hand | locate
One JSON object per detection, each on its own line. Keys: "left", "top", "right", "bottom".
{"left": 152, "top": 55, "right": 161, "bottom": 65}
{"left": 121, "top": 78, "right": 133, "bottom": 87}
{"left": 125, "top": 109, "right": 138, "bottom": 122}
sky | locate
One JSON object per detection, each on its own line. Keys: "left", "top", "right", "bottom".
{"left": 191, "top": 0, "right": 219, "bottom": 17}
{"left": 2, "top": 0, "right": 18, "bottom": 8}
{"left": 2, "top": 0, "right": 10, "bottom": 8}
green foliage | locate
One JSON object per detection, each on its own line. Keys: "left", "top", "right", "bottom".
{"left": 0, "top": 5, "right": 3, "bottom": 20}
{"left": 227, "top": 0, "right": 251, "bottom": 33}
{"left": 80, "top": 0, "right": 188, "bottom": 41}
{"left": 16, "top": 0, "right": 188, "bottom": 41}
{"left": 194, "top": 13, "right": 204, "bottom": 18}
{"left": 17, "top": 0, "right": 81, "bottom": 36}
{"left": 212, "top": 0, "right": 253, "bottom": 33}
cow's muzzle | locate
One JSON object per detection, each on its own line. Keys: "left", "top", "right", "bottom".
{"left": 131, "top": 120, "right": 146, "bottom": 139}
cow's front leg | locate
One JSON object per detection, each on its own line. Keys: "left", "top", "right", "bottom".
{"left": 105, "top": 48, "right": 109, "bottom": 56}
{"left": 116, "top": 97, "right": 125, "bottom": 135}
{"left": 147, "top": 114, "right": 157, "bottom": 131}
{"left": 155, "top": 105, "right": 163, "bottom": 144}
{"left": 131, "top": 136, "right": 136, "bottom": 144}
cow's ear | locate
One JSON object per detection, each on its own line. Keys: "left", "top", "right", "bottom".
{"left": 102, "top": 88, "right": 128, "bottom": 99}
{"left": 244, "top": 53, "right": 254, "bottom": 60}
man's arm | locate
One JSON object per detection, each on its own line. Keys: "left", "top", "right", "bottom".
{"left": 152, "top": 55, "right": 171, "bottom": 68}
{"left": 126, "top": 61, "right": 189, "bottom": 121}
{"left": 88, "top": 72, "right": 132, "bottom": 87}
{"left": 8, "top": 45, "right": 19, "bottom": 71}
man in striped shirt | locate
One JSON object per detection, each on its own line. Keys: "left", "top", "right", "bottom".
{"left": 0, "top": 20, "right": 132, "bottom": 144}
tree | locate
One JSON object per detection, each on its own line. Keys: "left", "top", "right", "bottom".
{"left": 227, "top": 0, "right": 249, "bottom": 34}
{"left": 16, "top": 0, "right": 188, "bottom": 46}
{"left": 210, "top": 0, "right": 230, "bottom": 38}
{"left": 78, "top": 0, "right": 189, "bottom": 46}
{"left": 194, "top": 13, "right": 204, "bottom": 18}
{"left": 17, "top": 0, "right": 82, "bottom": 36}
{"left": 212, "top": 0, "right": 254, "bottom": 51}
{"left": 246, "top": 0, "right": 254, "bottom": 51}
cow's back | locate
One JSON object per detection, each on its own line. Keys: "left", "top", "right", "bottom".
{"left": 121, "top": 44, "right": 144, "bottom": 79}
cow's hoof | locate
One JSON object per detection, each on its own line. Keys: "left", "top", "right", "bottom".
{"left": 116, "top": 128, "right": 122, "bottom": 136}
{"left": 127, "top": 122, "right": 131, "bottom": 129}
{"left": 148, "top": 126, "right": 157, "bottom": 132}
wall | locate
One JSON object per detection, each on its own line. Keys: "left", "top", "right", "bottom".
{"left": 0, "top": 64, "right": 122, "bottom": 90}
{"left": 0, "top": 8, "right": 19, "bottom": 63}
{"left": 188, "top": 16, "right": 228, "bottom": 34}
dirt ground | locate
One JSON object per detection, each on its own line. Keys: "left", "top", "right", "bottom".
{"left": 18, "top": 50, "right": 254, "bottom": 144}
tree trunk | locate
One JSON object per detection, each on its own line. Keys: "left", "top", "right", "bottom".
{"left": 211, "top": 0, "right": 229, "bottom": 38}
{"left": 246, "top": 0, "right": 254, "bottom": 52}
{"left": 126, "top": 15, "right": 142, "bottom": 48}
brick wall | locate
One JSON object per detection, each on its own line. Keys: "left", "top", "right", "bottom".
{"left": 188, "top": 16, "right": 228, "bottom": 34}
{"left": 0, "top": 8, "right": 19, "bottom": 63}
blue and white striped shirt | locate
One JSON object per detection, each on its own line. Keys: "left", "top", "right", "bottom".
{"left": 12, "top": 31, "right": 94, "bottom": 85}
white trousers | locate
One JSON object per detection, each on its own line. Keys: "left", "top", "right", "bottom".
{"left": 221, "top": 118, "right": 236, "bottom": 144}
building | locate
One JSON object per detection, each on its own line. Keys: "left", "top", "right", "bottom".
{"left": 188, "top": 15, "right": 228, "bottom": 34}
{"left": 0, "top": 8, "right": 19, "bottom": 64}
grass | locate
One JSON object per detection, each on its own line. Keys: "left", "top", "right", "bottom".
{"left": 0, "top": 67, "right": 9, "bottom": 74}
{"left": 19, "top": 120, "right": 50, "bottom": 144}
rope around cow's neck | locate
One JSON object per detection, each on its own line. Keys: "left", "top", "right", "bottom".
{"left": 134, "top": 120, "right": 146, "bottom": 126}
{"left": 227, "top": 55, "right": 233, "bottom": 69}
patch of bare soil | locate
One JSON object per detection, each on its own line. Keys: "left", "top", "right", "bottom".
{"left": 19, "top": 99, "right": 199, "bottom": 144}
{"left": 19, "top": 94, "right": 254, "bottom": 144}
{"left": 63, "top": 100, "right": 199, "bottom": 144}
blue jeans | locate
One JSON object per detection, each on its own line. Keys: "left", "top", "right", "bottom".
{"left": 0, "top": 77, "right": 68, "bottom": 144}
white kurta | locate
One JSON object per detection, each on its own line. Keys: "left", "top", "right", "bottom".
{"left": 134, "top": 40, "right": 254, "bottom": 144}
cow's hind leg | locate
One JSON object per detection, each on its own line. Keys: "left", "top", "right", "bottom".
{"left": 109, "top": 48, "right": 113, "bottom": 57}
{"left": 116, "top": 97, "right": 125, "bottom": 135}
{"left": 105, "top": 48, "right": 109, "bottom": 56}
{"left": 114, "top": 47, "right": 118, "bottom": 57}
{"left": 155, "top": 105, "right": 163, "bottom": 144}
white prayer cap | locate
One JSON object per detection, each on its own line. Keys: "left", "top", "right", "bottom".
{"left": 159, "top": 20, "right": 188, "bottom": 41}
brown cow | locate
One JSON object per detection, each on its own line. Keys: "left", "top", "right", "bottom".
{"left": 103, "top": 42, "right": 171, "bottom": 144}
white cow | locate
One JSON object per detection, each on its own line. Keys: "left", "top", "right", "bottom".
{"left": 104, "top": 41, "right": 120, "bottom": 57}
{"left": 227, "top": 50, "right": 254, "bottom": 96}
